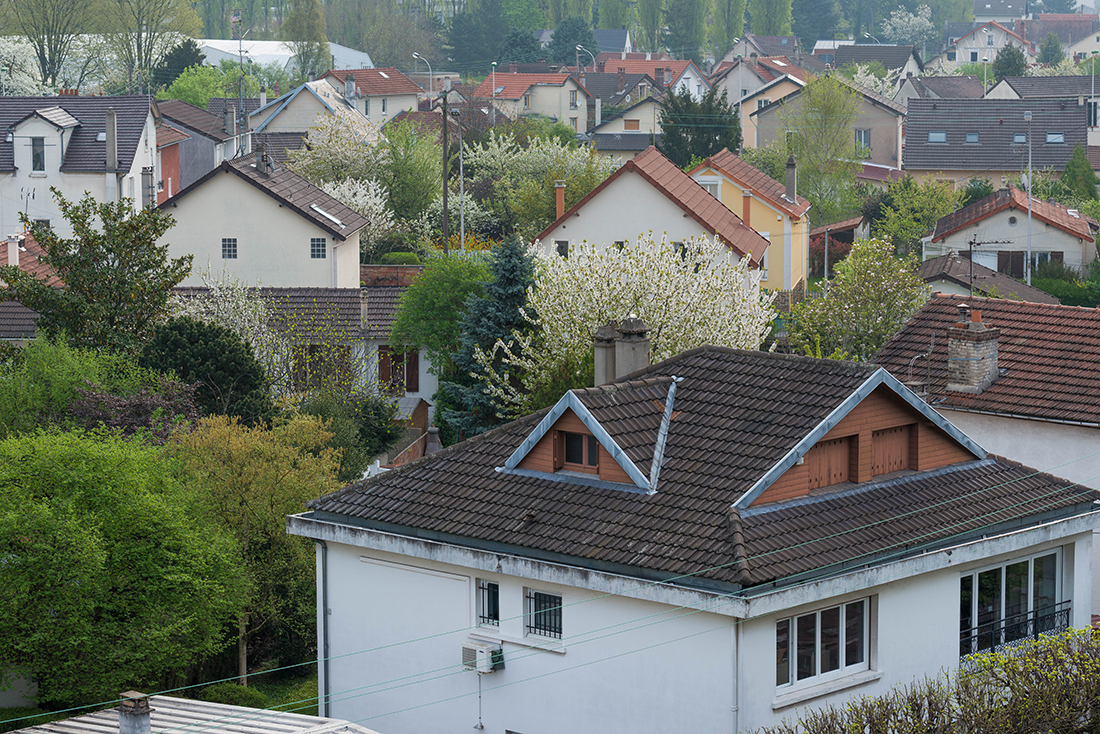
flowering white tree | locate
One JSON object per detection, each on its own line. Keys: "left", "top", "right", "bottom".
{"left": 0, "top": 37, "right": 50, "bottom": 95}
{"left": 850, "top": 63, "right": 896, "bottom": 98}
{"left": 472, "top": 233, "right": 776, "bottom": 416}
{"left": 881, "top": 5, "right": 935, "bottom": 48}
{"left": 321, "top": 178, "right": 396, "bottom": 260}
{"left": 287, "top": 109, "right": 387, "bottom": 185}
{"left": 464, "top": 131, "right": 617, "bottom": 186}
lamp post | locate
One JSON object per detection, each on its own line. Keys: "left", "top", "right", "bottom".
{"left": 450, "top": 107, "right": 465, "bottom": 252}
{"left": 1025, "top": 109, "right": 1033, "bottom": 285}
{"left": 576, "top": 44, "right": 596, "bottom": 71}
{"left": 864, "top": 32, "right": 881, "bottom": 44}
{"left": 1092, "top": 50, "right": 1098, "bottom": 130}
{"left": 737, "top": 52, "right": 744, "bottom": 151}
{"left": 982, "top": 56, "right": 988, "bottom": 92}
{"left": 413, "top": 52, "right": 432, "bottom": 95}
{"left": 490, "top": 61, "right": 497, "bottom": 127}
{"left": 440, "top": 79, "right": 451, "bottom": 254}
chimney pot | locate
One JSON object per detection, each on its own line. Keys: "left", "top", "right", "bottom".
{"left": 785, "top": 155, "right": 796, "bottom": 201}
{"left": 425, "top": 426, "right": 441, "bottom": 455}
{"left": 593, "top": 322, "right": 618, "bottom": 386}
{"left": 118, "top": 692, "right": 153, "bottom": 734}
{"left": 554, "top": 180, "right": 566, "bottom": 219}
{"left": 614, "top": 317, "right": 650, "bottom": 379}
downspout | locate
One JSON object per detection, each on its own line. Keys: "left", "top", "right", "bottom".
{"left": 733, "top": 620, "right": 743, "bottom": 734}
{"left": 315, "top": 539, "right": 330, "bottom": 717}
{"left": 331, "top": 238, "right": 347, "bottom": 288}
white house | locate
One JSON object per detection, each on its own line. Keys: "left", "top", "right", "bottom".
{"left": 470, "top": 72, "right": 591, "bottom": 133}
{"left": 289, "top": 341, "right": 1096, "bottom": 734}
{"left": 250, "top": 80, "right": 368, "bottom": 136}
{"left": 939, "top": 21, "right": 1035, "bottom": 66}
{"left": 320, "top": 68, "right": 422, "bottom": 126}
{"left": 0, "top": 96, "right": 158, "bottom": 237}
{"left": 198, "top": 38, "right": 374, "bottom": 71}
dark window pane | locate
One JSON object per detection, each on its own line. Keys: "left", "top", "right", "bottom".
{"left": 564, "top": 433, "right": 583, "bottom": 464}
{"left": 960, "top": 575, "right": 973, "bottom": 652}
{"left": 480, "top": 581, "right": 499, "bottom": 625}
{"left": 796, "top": 613, "right": 816, "bottom": 681}
{"left": 821, "top": 607, "right": 840, "bottom": 673}
{"left": 587, "top": 435, "right": 598, "bottom": 466}
{"left": 846, "top": 601, "right": 865, "bottom": 665}
{"left": 977, "top": 568, "right": 1002, "bottom": 649}
{"left": 31, "top": 138, "right": 44, "bottom": 171}
{"left": 1005, "top": 561, "right": 1029, "bottom": 642}
{"left": 776, "top": 619, "right": 790, "bottom": 685}
{"left": 1034, "top": 554, "right": 1057, "bottom": 612}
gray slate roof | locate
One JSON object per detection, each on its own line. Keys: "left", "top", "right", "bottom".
{"left": 571, "top": 72, "right": 653, "bottom": 106}
{"left": 917, "top": 252, "right": 1061, "bottom": 304}
{"left": 834, "top": 44, "right": 922, "bottom": 71}
{"left": 206, "top": 97, "right": 263, "bottom": 117}
{"left": 0, "top": 96, "right": 153, "bottom": 173}
{"left": 306, "top": 346, "right": 1095, "bottom": 590}
{"left": 0, "top": 301, "right": 38, "bottom": 340}
{"left": 997, "top": 75, "right": 1100, "bottom": 98}
{"left": 904, "top": 98, "right": 1085, "bottom": 171}
{"left": 974, "top": 0, "right": 1026, "bottom": 16}
{"left": 591, "top": 131, "right": 660, "bottom": 151}
{"left": 592, "top": 29, "right": 631, "bottom": 54}
{"left": 251, "top": 131, "right": 307, "bottom": 164}
{"left": 903, "top": 75, "right": 985, "bottom": 99}
{"left": 173, "top": 287, "right": 362, "bottom": 344}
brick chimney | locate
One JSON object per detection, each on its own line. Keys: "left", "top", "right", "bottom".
{"left": 946, "top": 306, "right": 1000, "bottom": 394}
{"left": 118, "top": 692, "right": 153, "bottom": 734}
{"left": 615, "top": 317, "right": 650, "bottom": 378}
{"left": 617, "top": 67, "right": 625, "bottom": 92}
{"left": 509, "top": 61, "right": 517, "bottom": 73}
{"left": 785, "top": 155, "right": 797, "bottom": 201}
{"left": 741, "top": 190, "right": 751, "bottom": 227}
{"left": 555, "top": 180, "right": 566, "bottom": 219}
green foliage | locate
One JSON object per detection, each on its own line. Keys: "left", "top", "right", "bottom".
{"left": 140, "top": 317, "right": 276, "bottom": 426}
{"left": 439, "top": 235, "right": 536, "bottom": 440}
{"left": 497, "top": 28, "right": 544, "bottom": 63}
{"left": 502, "top": 0, "right": 547, "bottom": 30}
{"left": 599, "top": 0, "right": 625, "bottom": 29}
{"left": 960, "top": 177, "right": 995, "bottom": 208}
{"left": 297, "top": 390, "right": 402, "bottom": 482}
{"left": 789, "top": 237, "right": 929, "bottom": 361}
{"left": 657, "top": 85, "right": 741, "bottom": 168}
{"left": 740, "top": 141, "right": 788, "bottom": 184}
{"left": 0, "top": 430, "right": 246, "bottom": 707}
{"left": 873, "top": 175, "right": 960, "bottom": 256}
{"left": 546, "top": 16, "right": 597, "bottom": 64}
{"left": 508, "top": 144, "right": 618, "bottom": 237}
{"left": 201, "top": 682, "right": 268, "bottom": 708}
{"left": 0, "top": 190, "right": 189, "bottom": 352}
{"left": 666, "top": 0, "right": 706, "bottom": 65}
{"left": 991, "top": 44, "right": 1027, "bottom": 83}
{"left": 1038, "top": 32, "right": 1065, "bottom": 66}
{"left": 390, "top": 255, "right": 492, "bottom": 374}
{"left": 150, "top": 38, "right": 205, "bottom": 90}
{"left": 748, "top": 0, "right": 793, "bottom": 35}
{"left": 281, "top": 0, "right": 329, "bottom": 80}
{"left": 156, "top": 61, "right": 275, "bottom": 109}
{"left": 449, "top": 0, "right": 509, "bottom": 66}
{"left": 792, "top": 0, "right": 840, "bottom": 51}
{"left": 383, "top": 118, "right": 444, "bottom": 221}
{"left": 636, "top": 0, "right": 664, "bottom": 49}
{"left": 840, "top": 59, "right": 886, "bottom": 80}
{"left": 379, "top": 251, "right": 422, "bottom": 264}
{"left": 1062, "top": 144, "right": 1099, "bottom": 201}
{"left": 714, "top": 0, "right": 746, "bottom": 57}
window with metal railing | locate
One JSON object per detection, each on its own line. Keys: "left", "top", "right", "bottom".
{"left": 478, "top": 580, "right": 500, "bottom": 626}
{"left": 526, "top": 589, "right": 562, "bottom": 639}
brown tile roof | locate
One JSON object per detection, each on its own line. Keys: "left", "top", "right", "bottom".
{"left": 875, "top": 294, "right": 1100, "bottom": 425}
{"left": 156, "top": 122, "right": 190, "bottom": 149}
{"left": 157, "top": 98, "right": 235, "bottom": 143}
{"left": 362, "top": 286, "right": 407, "bottom": 340}
{"left": 932, "top": 187, "right": 1098, "bottom": 243}
{"left": 11, "top": 234, "right": 61, "bottom": 286}
{"left": 536, "top": 146, "right": 769, "bottom": 266}
{"left": 173, "top": 287, "right": 361, "bottom": 344}
{"left": 584, "top": 60, "right": 701, "bottom": 89}
{"left": 809, "top": 216, "right": 863, "bottom": 237}
{"left": 0, "top": 233, "right": 58, "bottom": 339}
{"left": 160, "top": 157, "right": 369, "bottom": 241}
{"left": 306, "top": 345, "right": 1095, "bottom": 589}
{"left": 755, "top": 56, "right": 811, "bottom": 83}
{"left": 695, "top": 148, "right": 811, "bottom": 219}
{"left": 471, "top": 72, "right": 585, "bottom": 100}
{"left": 321, "top": 68, "right": 423, "bottom": 97}
{"left": 251, "top": 132, "right": 307, "bottom": 164}
{"left": 917, "top": 252, "right": 1061, "bottom": 304}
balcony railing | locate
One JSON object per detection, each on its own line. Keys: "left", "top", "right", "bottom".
{"left": 960, "top": 601, "right": 1071, "bottom": 657}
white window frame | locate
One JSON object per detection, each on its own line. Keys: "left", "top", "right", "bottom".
{"left": 776, "top": 597, "right": 871, "bottom": 691}
{"left": 960, "top": 548, "right": 1063, "bottom": 656}
{"left": 1046, "top": 132, "right": 1065, "bottom": 144}
{"left": 928, "top": 130, "right": 947, "bottom": 143}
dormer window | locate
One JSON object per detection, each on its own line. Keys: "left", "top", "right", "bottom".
{"left": 31, "top": 137, "right": 45, "bottom": 171}
{"left": 560, "top": 431, "right": 598, "bottom": 473}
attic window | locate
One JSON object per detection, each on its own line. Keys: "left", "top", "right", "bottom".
{"left": 1014, "top": 132, "right": 1027, "bottom": 144}
{"left": 928, "top": 130, "right": 947, "bottom": 143}
{"left": 495, "top": 86, "right": 506, "bottom": 95}
{"left": 781, "top": 37, "right": 789, "bottom": 44}
{"left": 1046, "top": 132, "right": 1065, "bottom": 144}
{"left": 378, "top": 71, "right": 389, "bottom": 78}
{"left": 966, "top": 132, "right": 979, "bottom": 143}
{"left": 561, "top": 431, "right": 599, "bottom": 474}
{"left": 773, "top": 59, "right": 787, "bottom": 66}
{"left": 96, "top": 131, "right": 107, "bottom": 142}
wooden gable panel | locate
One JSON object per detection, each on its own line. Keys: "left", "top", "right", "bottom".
{"left": 517, "top": 409, "right": 639, "bottom": 484}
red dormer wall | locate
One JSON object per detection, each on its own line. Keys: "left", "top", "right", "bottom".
{"left": 518, "top": 409, "right": 634, "bottom": 484}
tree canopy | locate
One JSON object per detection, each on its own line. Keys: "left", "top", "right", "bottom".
{"left": 657, "top": 85, "right": 741, "bottom": 168}
{"left": 281, "top": 0, "right": 328, "bottom": 80}
{"left": 546, "top": 16, "right": 597, "bottom": 65}
{"left": 497, "top": 28, "right": 544, "bottom": 63}
{"left": 1062, "top": 144, "right": 1099, "bottom": 201}
{"left": 748, "top": 0, "right": 793, "bottom": 36}
{"left": 1038, "top": 32, "right": 1064, "bottom": 66}
{"left": 991, "top": 44, "right": 1028, "bottom": 83}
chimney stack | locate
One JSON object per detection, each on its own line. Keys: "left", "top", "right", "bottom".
{"left": 595, "top": 97, "right": 601, "bottom": 127}
{"left": 118, "top": 692, "right": 153, "bottom": 734}
{"left": 260, "top": 86, "right": 267, "bottom": 107}
{"left": 946, "top": 307, "right": 1000, "bottom": 394}
{"left": 425, "top": 426, "right": 441, "bottom": 455}
{"left": 6, "top": 234, "right": 22, "bottom": 268}
{"left": 593, "top": 323, "right": 618, "bottom": 386}
{"left": 254, "top": 144, "right": 269, "bottom": 174}
{"left": 344, "top": 73, "right": 355, "bottom": 99}
{"left": 617, "top": 67, "right": 625, "bottom": 92}
{"left": 615, "top": 317, "right": 650, "bottom": 378}
{"left": 597, "top": 61, "right": 605, "bottom": 73}
{"left": 664, "top": 67, "right": 672, "bottom": 86}
{"left": 555, "top": 180, "right": 566, "bottom": 219}
{"left": 742, "top": 190, "right": 751, "bottom": 228}
{"left": 225, "top": 104, "right": 237, "bottom": 136}
{"left": 105, "top": 107, "right": 118, "bottom": 173}
{"left": 785, "top": 155, "right": 796, "bottom": 201}
{"left": 509, "top": 61, "right": 517, "bottom": 73}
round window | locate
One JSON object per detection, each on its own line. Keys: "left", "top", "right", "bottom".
{"left": 1009, "top": 216, "right": 1018, "bottom": 226}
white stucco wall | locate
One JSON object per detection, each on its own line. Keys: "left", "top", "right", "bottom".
{"left": 162, "top": 169, "right": 360, "bottom": 288}
{"left": 930, "top": 211, "right": 1096, "bottom": 273}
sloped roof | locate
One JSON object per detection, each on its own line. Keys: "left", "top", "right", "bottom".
{"left": 905, "top": 99, "right": 1085, "bottom": 172}
{"left": 744, "top": 34, "right": 799, "bottom": 56}
{"left": 810, "top": 216, "right": 863, "bottom": 237}
{"left": 362, "top": 286, "right": 407, "bottom": 339}
{"left": 595, "top": 51, "right": 674, "bottom": 65}
{"left": 536, "top": 146, "right": 769, "bottom": 266}
{"left": 0, "top": 95, "right": 154, "bottom": 173}
{"left": 249, "top": 80, "right": 357, "bottom": 132}
{"left": 997, "top": 75, "right": 1100, "bottom": 98}
{"left": 931, "top": 187, "right": 1098, "bottom": 242}
{"left": 917, "top": 252, "right": 1061, "bottom": 304}
{"left": 693, "top": 148, "right": 811, "bottom": 219}
{"left": 591, "top": 132, "right": 661, "bottom": 151}
{"left": 570, "top": 72, "right": 654, "bottom": 105}
{"left": 592, "top": 29, "right": 631, "bottom": 54}
{"left": 160, "top": 156, "right": 368, "bottom": 241}
{"left": 251, "top": 131, "right": 307, "bottom": 164}
{"left": 582, "top": 59, "right": 705, "bottom": 89}
{"left": 751, "top": 74, "right": 905, "bottom": 118}
{"left": 173, "top": 287, "right": 361, "bottom": 344}
{"left": 954, "top": 20, "right": 1029, "bottom": 49}
{"left": 0, "top": 301, "right": 38, "bottom": 340}
{"left": 156, "top": 122, "right": 190, "bottom": 148}
{"left": 306, "top": 345, "right": 1093, "bottom": 589}
{"left": 834, "top": 44, "right": 922, "bottom": 71}
{"left": 975, "top": 0, "right": 1026, "bottom": 16}
{"left": 876, "top": 294, "right": 1100, "bottom": 425}
{"left": 591, "top": 93, "right": 664, "bottom": 132}
{"left": 0, "top": 233, "right": 58, "bottom": 340}
{"left": 321, "top": 67, "right": 423, "bottom": 96}
{"left": 157, "top": 98, "right": 235, "bottom": 143}
{"left": 471, "top": 72, "right": 585, "bottom": 100}
{"left": 206, "top": 97, "right": 263, "bottom": 117}
{"left": 902, "top": 75, "right": 985, "bottom": 100}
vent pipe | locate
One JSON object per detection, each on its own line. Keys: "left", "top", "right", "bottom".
{"left": 105, "top": 107, "right": 118, "bottom": 172}
{"left": 118, "top": 692, "right": 153, "bottom": 734}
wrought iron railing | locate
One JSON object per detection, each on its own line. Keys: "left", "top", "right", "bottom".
{"left": 959, "top": 601, "right": 1071, "bottom": 657}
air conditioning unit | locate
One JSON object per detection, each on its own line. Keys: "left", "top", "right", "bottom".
{"left": 461, "top": 642, "right": 504, "bottom": 674}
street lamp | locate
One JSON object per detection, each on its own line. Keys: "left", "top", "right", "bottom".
{"left": 737, "top": 53, "right": 744, "bottom": 151}
{"left": 576, "top": 44, "right": 596, "bottom": 71}
{"left": 982, "top": 56, "right": 988, "bottom": 92}
{"left": 490, "top": 61, "right": 497, "bottom": 127}
{"left": 1025, "top": 109, "right": 1033, "bottom": 285}
{"left": 413, "top": 52, "right": 432, "bottom": 95}
{"left": 864, "top": 32, "right": 881, "bottom": 44}
{"left": 1091, "top": 50, "right": 1098, "bottom": 129}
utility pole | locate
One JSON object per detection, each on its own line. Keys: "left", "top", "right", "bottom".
{"left": 441, "top": 81, "right": 450, "bottom": 254}
{"left": 1025, "top": 109, "right": 1033, "bottom": 285}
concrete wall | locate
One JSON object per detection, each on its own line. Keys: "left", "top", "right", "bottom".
{"left": 163, "top": 169, "right": 360, "bottom": 288}
{"left": 741, "top": 79, "right": 801, "bottom": 148}
{"left": 360, "top": 93, "right": 419, "bottom": 126}
{"left": 529, "top": 80, "right": 589, "bottom": 133}
{"left": 594, "top": 99, "right": 662, "bottom": 134}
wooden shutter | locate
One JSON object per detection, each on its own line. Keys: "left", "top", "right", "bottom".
{"left": 1011, "top": 251, "right": 1025, "bottom": 279}
{"left": 872, "top": 425, "right": 911, "bottom": 476}
{"left": 1052, "top": 251, "right": 1064, "bottom": 263}
{"left": 552, "top": 431, "right": 564, "bottom": 469}
{"left": 405, "top": 350, "right": 419, "bottom": 392}
{"left": 378, "top": 345, "right": 392, "bottom": 383}
{"left": 807, "top": 437, "right": 850, "bottom": 490}
{"left": 997, "top": 251, "right": 1010, "bottom": 275}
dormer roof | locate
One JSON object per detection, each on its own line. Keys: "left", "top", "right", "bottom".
{"left": 16, "top": 106, "right": 80, "bottom": 129}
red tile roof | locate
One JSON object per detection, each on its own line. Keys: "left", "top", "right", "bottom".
{"left": 321, "top": 68, "right": 423, "bottom": 97}
{"left": 875, "top": 294, "right": 1100, "bottom": 425}
{"left": 471, "top": 72, "right": 584, "bottom": 100}
{"left": 932, "top": 187, "right": 1098, "bottom": 243}
{"left": 588, "top": 60, "right": 701, "bottom": 88}
{"left": 693, "top": 148, "right": 811, "bottom": 219}
{"left": 536, "top": 146, "right": 769, "bottom": 265}
{"left": 756, "top": 56, "right": 811, "bottom": 83}
{"left": 7, "top": 233, "right": 61, "bottom": 286}
{"left": 809, "top": 216, "right": 863, "bottom": 237}
{"left": 156, "top": 122, "right": 190, "bottom": 149}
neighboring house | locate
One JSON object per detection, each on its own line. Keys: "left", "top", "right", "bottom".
{"left": 471, "top": 72, "right": 591, "bottom": 133}
{"left": 289, "top": 340, "right": 1096, "bottom": 734}
{"left": 917, "top": 251, "right": 1062, "bottom": 303}
{"left": 158, "top": 98, "right": 251, "bottom": 190}
{"left": 197, "top": 38, "right": 373, "bottom": 71}
{"left": 361, "top": 288, "right": 437, "bottom": 432}
{"left": 321, "top": 68, "right": 422, "bottom": 126}
{"left": 588, "top": 95, "right": 663, "bottom": 163}
{"left": 251, "top": 131, "right": 308, "bottom": 165}
{"left": 722, "top": 34, "right": 800, "bottom": 61}
{"left": 249, "top": 80, "right": 365, "bottom": 135}
{"left": 876, "top": 294, "right": 1100, "bottom": 611}
{"left": 938, "top": 21, "right": 1034, "bottom": 65}
{"left": 1065, "top": 18, "right": 1100, "bottom": 58}
{"left": 736, "top": 74, "right": 807, "bottom": 148}
{"left": 0, "top": 96, "right": 158, "bottom": 237}
{"left": 159, "top": 152, "right": 367, "bottom": 289}
{"left": 833, "top": 44, "right": 924, "bottom": 90}
{"left": 155, "top": 121, "right": 188, "bottom": 205}
{"left": 904, "top": 99, "right": 1086, "bottom": 187}
{"left": 812, "top": 39, "right": 856, "bottom": 66}
{"left": 857, "top": 161, "right": 906, "bottom": 189}
{"left": 206, "top": 96, "right": 264, "bottom": 118}
{"left": 1015, "top": 13, "right": 1100, "bottom": 55}
{"left": 583, "top": 59, "right": 709, "bottom": 101}
{"left": 973, "top": 0, "right": 1027, "bottom": 23}
{"left": 986, "top": 76, "right": 1100, "bottom": 147}
{"left": 754, "top": 76, "right": 906, "bottom": 169}
{"left": 594, "top": 51, "right": 674, "bottom": 67}
{"left": 592, "top": 28, "right": 633, "bottom": 55}
{"left": 893, "top": 75, "right": 985, "bottom": 109}
{"left": 0, "top": 231, "right": 54, "bottom": 345}
{"left": 926, "top": 186, "right": 1099, "bottom": 277}
{"left": 810, "top": 215, "right": 869, "bottom": 251}
{"left": 569, "top": 70, "right": 655, "bottom": 128}
{"left": 535, "top": 145, "right": 768, "bottom": 271}
{"left": 710, "top": 56, "right": 812, "bottom": 132}
{"left": 690, "top": 148, "right": 812, "bottom": 290}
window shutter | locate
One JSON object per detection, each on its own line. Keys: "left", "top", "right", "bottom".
{"left": 405, "top": 350, "right": 420, "bottom": 392}
{"left": 552, "top": 431, "right": 564, "bottom": 470}
{"left": 379, "top": 345, "right": 392, "bottom": 383}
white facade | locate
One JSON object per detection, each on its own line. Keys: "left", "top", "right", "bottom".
{"left": 927, "top": 209, "right": 1096, "bottom": 273}
{"left": 944, "top": 25, "right": 1034, "bottom": 65}
{"left": 2, "top": 110, "right": 157, "bottom": 238}
{"left": 199, "top": 39, "right": 373, "bottom": 71}
{"left": 162, "top": 168, "right": 360, "bottom": 289}
{"left": 290, "top": 510, "right": 1095, "bottom": 734}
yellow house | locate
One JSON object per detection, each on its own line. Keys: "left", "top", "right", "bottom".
{"left": 689, "top": 149, "right": 811, "bottom": 291}
{"left": 738, "top": 75, "right": 805, "bottom": 149}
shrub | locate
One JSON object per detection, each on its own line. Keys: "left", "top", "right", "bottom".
{"left": 1032, "top": 278, "right": 1099, "bottom": 307}
{"left": 201, "top": 682, "right": 268, "bottom": 708}
{"left": 378, "top": 252, "right": 422, "bottom": 265}
{"left": 297, "top": 390, "right": 402, "bottom": 482}
{"left": 1033, "top": 258, "right": 1079, "bottom": 281}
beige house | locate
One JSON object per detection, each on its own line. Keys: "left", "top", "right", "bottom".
{"left": 753, "top": 77, "right": 906, "bottom": 169}
{"left": 589, "top": 95, "right": 663, "bottom": 164}
{"left": 738, "top": 75, "right": 806, "bottom": 148}
{"left": 250, "top": 80, "right": 365, "bottom": 135}
{"left": 471, "top": 72, "right": 591, "bottom": 133}
{"left": 938, "top": 21, "right": 1035, "bottom": 66}
{"left": 159, "top": 152, "right": 367, "bottom": 289}
{"left": 689, "top": 149, "right": 811, "bottom": 291}
{"left": 321, "top": 68, "right": 422, "bottom": 127}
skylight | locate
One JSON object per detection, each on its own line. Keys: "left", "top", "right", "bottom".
{"left": 378, "top": 71, "right": 389, "bottom": 78}
{"left": 495, "top": 86, "right": 506, "bottom": 94}
{"left": 310, "top": 203, "right": 345, "bottom": 229}
{"left": 772, "top": 60, "right": 787, "bottom": 66}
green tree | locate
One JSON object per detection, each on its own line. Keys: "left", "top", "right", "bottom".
{"left": 497, "top": 28, "right": 545, "bottom": 62}
{"left": 140, "top": 316, "right": 276, "bottom": 426}
{"left": 713, "top": 0, "right": 746, "bottom": 57}
{"left": 287, "top": 108, "right": 390, "bottom": 185}
{"left": 297, "top": 390, "right": 402, "bottom": 482}
{"left": 748, "top": 0, "right": 792, "bottom": 35}
{"left": 0, "top": 429, "right": 246, "bottom": 707}
{"left": 156, "top": 62, "right": 265, "bottom": 107}
{"left": 0, "top": 190, "right": 190, "bottom": 352}
{"left": 960, "top": 177, "right": 995, "bottom": 208}
{"left": 637, "top": 0, "right": 664, "bottom": 50}
{"left": 546, "top": 16, "right": 597, "bottom": 64}
{"left": 658, "top": 85, "right": 741, "bottom": 168}
{"left": 874, "top": 175, "right": 959, "bottom": 256}
{"left": 149, "top": 37, "right": 205, "bottom": 90}
{"left": 790, "top": 237, "right": 929, "bottom": 360}
{"left": 383, "top": 118, "right": 444, "bottom": 221}
{"left": 502, "top": 0, "right": 546, "bottom": 29}
{"left": 1062, "top": 143, "right": 1099, "bottom": 201}
{"left": 666, "top": 0, "right": 706, "bottom": 64}
{"left": 438, "top": 235, "right": 536, "bottom": 440}
{"left": 2, "top": 0, "right": 96, "bottom": 85}
{"left": 281, "top": 0, "right": 328, "bottom": 80}
{"left": 1038, "top": 32, "right": 1064, "bottom": 66}
{"left": 389, "top": 255, "right": 492, "bottom": 374}
{"left": 599, "top": 0, "right": 625, "bottom": 29}
{"left": 792, "top": 0, "right": 840, "bottom": 51}
{"left": 991, "top": 44, "right": 1027, "bottom": 83}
